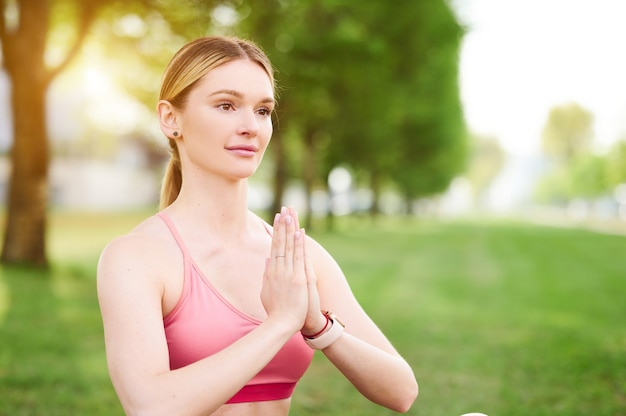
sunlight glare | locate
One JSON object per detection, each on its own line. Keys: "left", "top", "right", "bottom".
{"left": 113, "top": 14, "right": 147, "bottom": 38}
{"left": 71, "top": 65, "right": 150, "bottom": 135}
{"left": 83, "top": 68, "right": 112, "bottom": 98}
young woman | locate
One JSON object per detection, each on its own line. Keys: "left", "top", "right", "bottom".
{"left": 97, "top": 36, "right": 417, "bottom": 416}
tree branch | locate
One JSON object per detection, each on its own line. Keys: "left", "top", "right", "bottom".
{"left": 44, "top": 1, "right": 104, "bottom": 85}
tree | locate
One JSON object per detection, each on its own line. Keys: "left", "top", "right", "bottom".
{"left": 541, "top": 102, "right": 594, "bottom": 162}
{"left": 244, "top": 0, "right": 467, "bottom": 219}
{"left": 1, "top": 0, "right": 470, "bottom": 266}
{"left": 384, "top": 0, "right": 467, "bottom": 208}
{"left": 536, "top": 102, "right": 599, "bottom": 202}
{"left": 0, "top": 0, "right": 105, "bottom": 267}
{"left": 0, "top": 0, "right": 220, "bottom": 267}
{"left": 568, "top": 153, "right": 608, "bottom": 198}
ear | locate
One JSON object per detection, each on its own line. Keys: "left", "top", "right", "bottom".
{"left": 157, "top": 100, "right": 180, "bottom": 139}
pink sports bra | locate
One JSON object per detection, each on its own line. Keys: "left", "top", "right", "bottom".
{"left": 159, "top": 212, "right": 314, "bottom": 403}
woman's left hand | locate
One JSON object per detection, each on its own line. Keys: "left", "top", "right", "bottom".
{"left": 287, "top": 207, "right": 327, "bottom": 336}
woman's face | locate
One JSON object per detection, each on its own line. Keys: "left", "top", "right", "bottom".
{"left": 175, "top": 59, "right": 275, "bottom": 181}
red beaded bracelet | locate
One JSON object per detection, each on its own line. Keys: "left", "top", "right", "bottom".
{"left": 304, "top": 314, "right": 330, "bottom": 339}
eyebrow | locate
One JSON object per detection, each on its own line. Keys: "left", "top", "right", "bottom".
{"left": 209, "top": 89, "right": 275, "bottom": 104}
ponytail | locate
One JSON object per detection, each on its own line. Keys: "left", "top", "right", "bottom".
{"left": 159, "top": 139, "right": 182, "bottom": 210}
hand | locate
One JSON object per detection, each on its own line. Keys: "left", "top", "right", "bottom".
{"left": 260, "top": 207, "right": 308, "bottom": 333}
{"left": 284, "top": 208, "right": 326, "bottom": 337}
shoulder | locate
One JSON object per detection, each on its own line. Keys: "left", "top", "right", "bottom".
{"left": 99, "top": 214, "right": 172, "bottom": 263}
{"left": 97, "top": 214, "right": 180, "bottom": 291}
{"left": 304, "top": 233, "right": 350, "bottom": 289}
{"left": 304, "top": 233, "right": 338, "bottom": 268}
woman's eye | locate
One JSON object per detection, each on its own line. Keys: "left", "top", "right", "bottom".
{"left": 218, "top": 103, "right": 233, "bottom": 111}
{"left": 257, "top": 107, "right": 272, "bottom": 117}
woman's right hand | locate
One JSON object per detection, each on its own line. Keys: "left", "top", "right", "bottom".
{"left": 260, "top": 207, "right": 309, "bottom": 332}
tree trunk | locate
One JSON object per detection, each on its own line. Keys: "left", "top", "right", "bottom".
{"left": 270, "top": 131, "right": 287, "bottom": 219}
{"left": 369, "top": 170, "right": 381, "bottom": 217}
{"left": 302, "top": 127, "right": 316, "bottom": 231}
{"left": 1, "top": 0, "right": 51, "bottom": 267}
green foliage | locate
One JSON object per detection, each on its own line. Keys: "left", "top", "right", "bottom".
{"left": 536, "top": 102, "right": 618, "bottom": 201}
{"left": 536, "top": 153, "right": 610, "bottom": 202}
{"left": 541, "top": 102, "right": 594, "bottom": 162}
{"left": 387, "top": 0, "right": 468, "bottom": 198}
{"left": 238, "top": 0, "right": 468, "bottom": 200}
{"left": 534, "top": 164, "right": 573, "bottom": 203}
{"left": 0, "top": 0, "right": 469, "bottom": 265}
{"left": 605, "top": 139, "right": 626, "bottom": 188}
{"left": 10, "top": 0, "right": 468, "bottom": 203}
{"left": 569, "top": 153, "right": 610, "bottom": 197}
{"left": 1, "top": 213, "right": 625, "bottom": 415}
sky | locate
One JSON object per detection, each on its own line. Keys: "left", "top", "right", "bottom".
{"left": 453, "top": 0, "right": 626, "bottom": 157}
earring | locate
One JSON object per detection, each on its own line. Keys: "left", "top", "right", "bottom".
{"left": 173, "top": 131, "right": 179, "bottom": 137}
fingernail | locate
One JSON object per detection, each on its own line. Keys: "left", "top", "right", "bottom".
{"left": 281, "top": 206, "right": 287, "bottom": 215}
{"left": 295, "top": 230, "right": 301, "bottom": 239}
{"left": 285, "top": 215, "right": 292, "bottom": 225}
{"left": 274, "top": 213, "right": 280, "bottom": 224}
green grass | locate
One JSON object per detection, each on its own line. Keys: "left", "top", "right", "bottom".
{"left": 1, "top": 213, "right": 624, "bottom": 415}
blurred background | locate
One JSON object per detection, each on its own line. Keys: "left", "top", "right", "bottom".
{"left": 0, "top": 1, "right": 625, "bottom": 415}
{"left": 1, "top": 0, "right": 625, "bottom": 266}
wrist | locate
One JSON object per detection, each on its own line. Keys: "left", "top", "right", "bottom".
{"left": 300, "top": 313, "right": 329, "bottom": 338}
{"left": 303, "top": 311, "right": 345, "bottom": 350}
{"left": 263, "top": 314, "right": 302, "bottom": 339}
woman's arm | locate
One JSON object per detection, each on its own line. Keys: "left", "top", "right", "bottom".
{"left": 97, "top": 213, "right": 308, "bottom": 416}
{"left": 306, "top": 237, "right": 418, "bottom": 413}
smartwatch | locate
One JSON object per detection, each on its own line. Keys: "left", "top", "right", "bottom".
{"left": 303, "top": 311, "right": 345, "bottom": 350}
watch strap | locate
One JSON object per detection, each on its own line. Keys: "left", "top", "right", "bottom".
{"left": 303, "top": 312, "right": 345, "bottom": 350}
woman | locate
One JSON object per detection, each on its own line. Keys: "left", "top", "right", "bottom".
{"left": 97, "top": 36, "right": 417, "bottom": 416}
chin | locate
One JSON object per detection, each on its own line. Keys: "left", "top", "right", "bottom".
{"left": 230, "top": 168, "right": 259, "bottom": 180}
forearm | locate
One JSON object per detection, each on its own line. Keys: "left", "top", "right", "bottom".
{"left": 115, "top": 318, "right": 296, "bottom": 416}
{"left": 322, "top": 332, "right": 418, "bottom": 413}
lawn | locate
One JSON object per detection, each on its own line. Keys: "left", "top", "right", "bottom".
{"left": 0, "top": 212, "right": 624, "bottom": 415}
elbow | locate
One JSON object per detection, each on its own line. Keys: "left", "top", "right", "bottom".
{"left": 391, "top": 379, "right": 418, "bottom": 413}
{"left": 402, "top": 381, "right": 419, "bottom": 413}
{"left": 365, "top": 376, "right": 418, "bottom": 413}
{"left": 117, "top": 393, "right": 177, "bottom": 416}
{"left": 386, "top": 361, "right": 418, "bottom": 413}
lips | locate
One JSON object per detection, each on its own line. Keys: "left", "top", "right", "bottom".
{"left": 225, "top": 144, "right": 258, "bottom": 157}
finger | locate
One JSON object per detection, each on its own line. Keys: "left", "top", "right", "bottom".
{"left": 287, "top": 208, "right": 302, "bottom": 270}
{"left": 270, "top": 210, "right": 287, "bottom": 264}
{"left": 302, "top": 229, "right": 317, "bottom": 286}
{"left": 294, "top": 228, "right": 305, "bottom": 278}
{"left": 283, "top": 210, "right": 296, "bottom": 269}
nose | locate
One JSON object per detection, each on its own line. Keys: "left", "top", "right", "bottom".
{"left": 238, "top": 108, "right": 259, "bottom": 138}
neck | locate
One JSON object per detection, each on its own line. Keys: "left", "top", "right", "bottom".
{"left": 167, "top": 175, "right": 253, "bottom": 237}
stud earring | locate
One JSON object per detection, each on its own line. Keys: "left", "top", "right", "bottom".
{"left": 173, "top": 131, "right": 179, "bottom": 137}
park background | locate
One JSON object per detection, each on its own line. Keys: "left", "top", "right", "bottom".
{"left": 0, "top": 0, "right": 625, "bottom": 415}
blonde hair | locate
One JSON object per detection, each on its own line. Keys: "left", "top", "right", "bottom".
{"left": 158, "top": 36, "right": 275, "bottom": 209}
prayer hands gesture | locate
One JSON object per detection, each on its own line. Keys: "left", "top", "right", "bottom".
{"left": 261, "top": 207, "right": 326, "bottom": 336}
